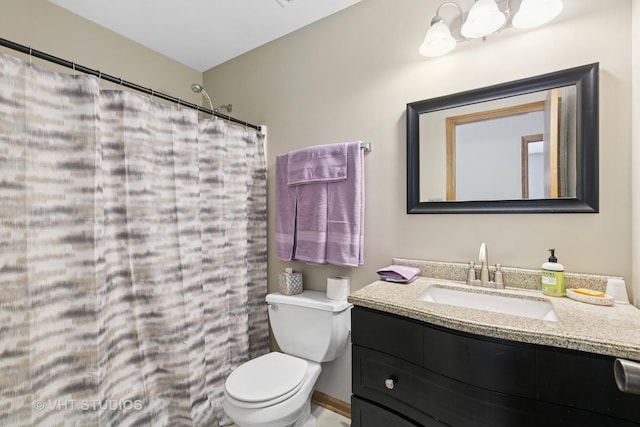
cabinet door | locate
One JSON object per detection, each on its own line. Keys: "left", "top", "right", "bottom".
{"left": 352, "top": 307, "right": 423, "bottom": 365}
{"left": 423, "top": 324, "right": 537, "bottom": 398}
{"left": 538, "top": 348, "right": 640, "bottom": 425}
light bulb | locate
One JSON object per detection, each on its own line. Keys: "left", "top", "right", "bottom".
{"left": 419, "top": 21, "right": 457, "bottom": 57}
{"left": 461, "top": 0, "right": 506, "bottom": 39}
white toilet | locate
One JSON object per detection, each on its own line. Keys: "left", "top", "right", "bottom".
{"left": 222, "top": 290, "right": 352, "bottom": 427}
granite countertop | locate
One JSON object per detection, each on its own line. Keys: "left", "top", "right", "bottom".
{"left": 349, "top": 277, "right": 640, "bottom": 362}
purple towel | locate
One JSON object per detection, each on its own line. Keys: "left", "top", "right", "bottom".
{"left": 294, "top": 178, "right": 329, "bottom": 264}
{"left": 376, "top": 265, "right": 421, "bottom": 283}
{"left": 325, "top": 141, "right": 364, "bottom": 267}
{"left": 275, "top": 141, "right": 365, "bottom": 267}
{"left": 287, "top": 143, "right": 347, "bottom": 185}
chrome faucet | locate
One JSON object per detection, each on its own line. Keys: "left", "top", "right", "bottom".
{"left": 479, "top": 243, "right": 490, "bottom": 287}
{"left": 470, "top": 243, "right": 505, "bottom": 289}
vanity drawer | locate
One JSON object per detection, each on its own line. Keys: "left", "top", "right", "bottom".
{"left": 354, "top": 344, "right": 635, "bottom": 427}
{"left": 351, "top": 396, "right": 422, "bottom": 427}
{"left": 353, "top": 344, "right": 420, "bottom": 410}
{"left": 352, "top": 345, "right": 448, "bottom": 427}
{"left": 423, "top": 324, "right": 537, "bottom": 398}
{"left": 352, "top": 307, "right": 423, "bottom": 365}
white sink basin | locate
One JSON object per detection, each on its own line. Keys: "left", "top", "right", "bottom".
{"left": 419, "top": 286, "right": 559, "bottom": 322}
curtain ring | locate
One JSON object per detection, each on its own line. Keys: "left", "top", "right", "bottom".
{"left": 119, "top": 78, "right": 123, "bottom": 88}
{"left": 72, "top": 62, "right": 76, "bottom": 75}
{"left": 149, "top": 89, "right": 154, "bottom": 102}
{"left": 28, "top": 47, "right": 32, "bottom": 66}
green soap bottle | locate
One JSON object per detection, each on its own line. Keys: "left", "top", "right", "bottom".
{"left": 542, "top": 249, "right": 565, "bottom": 297}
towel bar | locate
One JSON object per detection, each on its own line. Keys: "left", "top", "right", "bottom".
{"left": 615, "top": 358, "right": 640, "bottom": 395}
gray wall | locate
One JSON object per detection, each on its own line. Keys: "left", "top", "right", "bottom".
{"left": 204, "top": 0, "right": 634, "bottom": 402}
{"left": 0, "top": 0, "right": 202, "bottom": 104}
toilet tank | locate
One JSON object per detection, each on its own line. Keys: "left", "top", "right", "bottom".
{"left": 266, "top": 291, "right": 352, "bottom": 363}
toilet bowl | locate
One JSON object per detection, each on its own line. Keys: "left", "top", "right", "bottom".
{"left": 222, "top": 291, "right": 352, "bottom": 427}
{"left": 223, "top": 352, "right": 321, "bottom": 427}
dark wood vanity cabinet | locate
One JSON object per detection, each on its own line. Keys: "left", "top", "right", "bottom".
{"left": 351, "top": 306, "right": 640, "bottom": 427}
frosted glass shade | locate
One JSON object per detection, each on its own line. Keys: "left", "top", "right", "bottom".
{"left": 419, "top": 21, "right": 457, "bottom": 57}
{"left": 460, "top": 0, "right": 506, "bottom": 39}
{"left": 513, "top": 0, "right": 564, "bottom": 29}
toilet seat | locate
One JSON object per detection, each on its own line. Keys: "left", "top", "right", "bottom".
{"left": 225, "top": 352, "right": 308, "bottom": 409}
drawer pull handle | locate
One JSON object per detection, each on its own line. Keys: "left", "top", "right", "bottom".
{"left": 385, "top": 377, "right": 397, "bottom": 390}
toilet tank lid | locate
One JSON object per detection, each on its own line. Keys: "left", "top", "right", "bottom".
{"left": 266, "top": 290, "right": 352, "bottom": 312}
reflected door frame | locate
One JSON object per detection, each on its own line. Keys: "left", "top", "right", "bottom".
{"left": 521, "top": 133, "right": 544, "bottom": 198}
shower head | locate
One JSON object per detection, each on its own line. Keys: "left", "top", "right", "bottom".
{"left": 190, "top": 83, "right": 214, "bottom": 115}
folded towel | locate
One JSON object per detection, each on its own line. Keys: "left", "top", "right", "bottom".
{"left": 325, "top": 141, "right": 364, "bottom": 267}
{"left": 275, "top": 141, "right": 365, "bottom": 267}
{"left": 293, "top": 177, "right": 329, "bottom": 264}
{"left": 287, "top": 143, "right": 347, "bottom": 185}
{"left": 276, "top": 151, "right": 330, "bottom": 264}
{"left": 376, "top": 265, "right": 421, "bottom": 283}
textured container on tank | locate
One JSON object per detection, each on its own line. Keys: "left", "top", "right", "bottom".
{"left": 279, "top": 271, "right": 303, "bottom": 295}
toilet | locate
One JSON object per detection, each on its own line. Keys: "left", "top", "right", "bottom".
{"left": 222, "top": 290, "right": 352, "bottom": 427}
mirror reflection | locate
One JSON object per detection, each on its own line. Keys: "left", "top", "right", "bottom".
{"left": 406, "top": 63, "right": 598, "bottom": 214}
{"left": 420, "top": 86, "right": 577, "bottom": 202}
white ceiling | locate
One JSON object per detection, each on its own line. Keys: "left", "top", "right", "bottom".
{"left": 49, "top": 0, "right": 362, "bottom": 72}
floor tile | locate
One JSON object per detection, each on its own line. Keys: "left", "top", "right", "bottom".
{"left": 228, "top": 404, "right": 350, "bottom": 426}
{"left": 313, "top": 404, "right": 350, "bottom": 426}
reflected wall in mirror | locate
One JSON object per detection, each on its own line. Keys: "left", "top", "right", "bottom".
{"left": 407, "top": 63, "right": 598, "bottom": 214}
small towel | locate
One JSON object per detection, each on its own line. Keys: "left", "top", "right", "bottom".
{"left": 287, "top": 143, "right": 348, "bottom": 185}
{"left": 376, "top": 265, "right": 421, "bottom": 283}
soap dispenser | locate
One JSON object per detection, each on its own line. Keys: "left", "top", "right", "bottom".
{"left": 541, "top": 249, "right": 565, "bottom": 297}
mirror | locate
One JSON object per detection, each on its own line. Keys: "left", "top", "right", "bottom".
{"left": 407, "top": 63, "right": 598, "bottom": 214}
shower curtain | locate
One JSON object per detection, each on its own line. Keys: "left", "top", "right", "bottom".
{"left": 0, "top": 52, "right": 268, "bottom": 426}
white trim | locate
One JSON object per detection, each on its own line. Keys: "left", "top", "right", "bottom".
{"left": 632, "top": 0, "right": 640, "bottom": 306}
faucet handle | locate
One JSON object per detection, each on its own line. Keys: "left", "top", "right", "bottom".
{"left": 467, "top": 262, "right": 476, "bottom": 285}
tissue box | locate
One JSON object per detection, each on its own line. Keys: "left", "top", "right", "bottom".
{"left": 279, "top": 271, "right": 303, "bottom": 295}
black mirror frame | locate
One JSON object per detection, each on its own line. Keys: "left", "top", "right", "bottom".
{"left": 406, "top": 63, "right": 599, "bottom": 214}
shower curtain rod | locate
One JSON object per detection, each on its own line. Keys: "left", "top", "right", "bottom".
{"left": 0, "top": 37, "right": 261, "bottom": 131}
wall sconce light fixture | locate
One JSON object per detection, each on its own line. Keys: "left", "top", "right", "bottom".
{"left": 419, "top": 0, "right": 563, "bottom": 57}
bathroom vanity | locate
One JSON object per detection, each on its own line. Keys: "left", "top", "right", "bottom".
{"left": 349, "top": 274, "right": 640, "bottom": 427}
